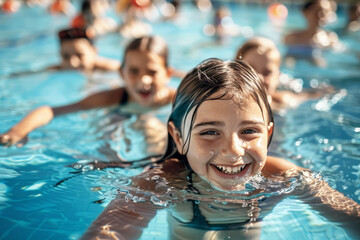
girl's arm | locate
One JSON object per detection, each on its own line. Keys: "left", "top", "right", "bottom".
{"left": 0, "top": 88, "right": 125, "bottom": 146}
{"left": 297, "top": 173, "right": 360, "bottom": 238}
{"left": 80, "top": 193, "right": 160, "bottom": 240}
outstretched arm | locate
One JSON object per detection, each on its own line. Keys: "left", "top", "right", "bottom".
{"left": 0, "top": 88, "right": 124, "bottom": 146}
{"left": 297, "top": 172, "right": 360, "bottom": 238}
{"left": 80, "top": 193, "right": 160, "bottom": 240}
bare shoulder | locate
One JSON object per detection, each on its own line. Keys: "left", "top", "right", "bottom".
{"left": 284, "top": 30, "right": 307, "bottom": 45}
{"left": 95, "top": 57, "right": 121, "bottom": 72}
{"left": 131, "top": 158, "right": 187, "bottom": 191}
{"left": 262, "top": 156, "right": 304, "bottom": 176}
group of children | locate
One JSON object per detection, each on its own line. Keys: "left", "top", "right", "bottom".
{"left": 1, "top": 0, "right": 360, "bottom": 239}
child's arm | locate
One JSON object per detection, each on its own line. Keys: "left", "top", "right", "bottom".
{"left": 297, "top": 172, "right": 360, "bottom": 238}
{"left": 79, "top": 163, "right": 173, "bottom": 240}
{"left": 0, "top": 88, "right": 124, "bottom": 146}
{"left": 80, "top": 193, "right": 160, "bottom": 240}
{"left": 272, "top": 86, "right": 336, "bottom": 109}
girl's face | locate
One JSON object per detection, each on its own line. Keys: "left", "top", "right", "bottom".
{"left": 170, "top": 95, "right": 273, "bottom": 191}
{"left": 243, "top": 49, "right": 280, "bottom": 95}
{"left": 120, "top": 50, "right": 171, "bottom": 107}
{"left": 60, "top": 39, "right": 97, "bottom": 71}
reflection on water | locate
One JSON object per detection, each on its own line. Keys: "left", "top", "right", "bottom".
{"left": 0, "top": 2, "right": 359, "bottom": 240}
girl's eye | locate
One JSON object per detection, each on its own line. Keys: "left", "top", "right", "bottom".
{"left": 200, "top": 130, "right": 219, "bottom": 136}
{"left": 129, "top": 68, "right": 139, "bottom": 75}
{"left": 242, "top": 129, "right": 257, "bottom": 134}
{"left": 62, "top": 54, "right": 70, "bottom": 60}
{"left": 148, "top": 70, "right": 157, "bottom": 76}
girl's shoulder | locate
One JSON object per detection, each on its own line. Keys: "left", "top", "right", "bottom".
{"left": 131, "top": 158, "right": 188, "bottom": 191}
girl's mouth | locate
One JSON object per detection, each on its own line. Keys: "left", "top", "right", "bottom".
{"left": 138, "top": 89, "right": 152, "bottom": 99}
{"left": 211, "top": 163, "right": 250, "bottom": 178}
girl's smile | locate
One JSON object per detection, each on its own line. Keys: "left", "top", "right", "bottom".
{"left": 171, "top": 95, "right": 273, "bottom": 191}
{"left": 121, "top": 50, "right": 171, "bottom": 106}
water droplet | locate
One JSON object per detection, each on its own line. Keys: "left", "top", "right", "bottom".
{"left": 125, "top": 193, "right": 133, "bottom": 202}
{"left": 150, "top": 195, "right": 169, "bottom": 207}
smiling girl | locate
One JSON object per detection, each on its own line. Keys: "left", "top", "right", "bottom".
{"left": 0, "top": 36, "right": 177, "bottom": 146}
{"left": 80, "top": 58, "right": 359, "bottom": 239}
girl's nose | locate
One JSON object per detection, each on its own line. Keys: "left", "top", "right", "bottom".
{"left": 221, "top": 133, "right": 245, "bottom": 160}
{"left": 140, "top": 75, "right": 153, "bottom": 90}
{"left": 69, "top": 55, "right": 80, "bottom": 68}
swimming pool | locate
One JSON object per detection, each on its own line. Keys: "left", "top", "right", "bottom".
{"left": 0, "top": 2, "right": 359, "bottom": 239}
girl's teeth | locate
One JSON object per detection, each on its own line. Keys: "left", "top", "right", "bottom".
{"left": 214, "top": 164, "right": 246, "bottom": 174}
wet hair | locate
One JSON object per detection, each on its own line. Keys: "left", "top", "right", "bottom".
{"left": 81, "top": 0, "right": 91, "bottom": 13}
{"left": 160, "top": 58, "right": 274, "bottom": 162}
{"left": 235, "top": 37, "right": 281, "bottom": 64}
{"left": 303, "top": 0, "right": 319, "bottom": 11}
{"left": 121, "top": 36, "right": 169, "bottom": 69}
{"left": 58, "top": 28, "right": 93, "bottom": 45}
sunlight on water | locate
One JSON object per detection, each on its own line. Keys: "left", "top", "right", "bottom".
{"left": 0, "top": 2, "right": 359, "bottom": 240}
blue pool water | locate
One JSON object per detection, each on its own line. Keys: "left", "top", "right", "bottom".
{"left": 0, "top": 2, "right": 359, "bottom": 240}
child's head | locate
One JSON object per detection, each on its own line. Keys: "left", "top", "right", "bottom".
{"left": 235, "top": 37, "right": 281, "bottom": 95}
{"left": 58, "top": 28, "right": 97, "bottom": 71}
{"left": 167, "top": 58, "right": 274, "bottom": 191}
{"left": 348, "top": 3, "right": 360, "bottom": 22}
{"left": 81, "top": 0, "right": 108, "bottom": 20}
{"left": 302, "top": 0, "right": 336, "bottom": 27}
{"left": 120, "top": 36, "right": 172, "bottom": 107}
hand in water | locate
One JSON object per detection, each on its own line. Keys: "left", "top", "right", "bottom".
{"left": 0, "top": 130, "right": 28, "bottom": 147}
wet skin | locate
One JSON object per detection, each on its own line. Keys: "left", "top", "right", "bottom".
{"left": 172, "top": 96, "right": 273, "bottom": 191}
{"left": 60, "top": 39, "right": 97, "bottom": 71}
{"left": 120, "top": 50, "right": 171, "bottom": 107}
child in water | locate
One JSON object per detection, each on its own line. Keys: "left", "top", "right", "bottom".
{"left": 80, "top": 59, "right": 360, "bottom": 239}
{"left": 71, "top": 0, "right": 117, "bottom": 37}
{"left": 236, "top": 36, "right": 334, "bottom": 112}
{"left": 0, "top": 36, "right": 176, "bottom": 146}
{"left": 284, "top": 0, "right": 343, "bottom": 67}
{"left": 7, "top": 28, "right": 120, "bottom": 77}
{"left": 54, "top": 28, "right": 120, "bottom": 72}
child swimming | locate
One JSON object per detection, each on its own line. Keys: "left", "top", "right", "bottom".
{"left": 0, "top": 36, "right": 176, "bottom": 147}
{"left": 236, "top": 36, "right": 334, "bottom": 112}
{"left": 7, "top": 28, "right": 120, "bottom": 77}
{"left": 54, "top": 28, "right": 120, "bottom": 72}
{"left": 283, "top": 0, "right": 343, "bottom": 67}
{"left": 80, "top": 59, "right": 360, "bottom": 239}
{"left": 72, "top": 0, "right": 117, "bottom": 37}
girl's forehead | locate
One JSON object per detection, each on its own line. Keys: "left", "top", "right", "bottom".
{"left": 125, "top": 50, "right": 166, "bottom": 66}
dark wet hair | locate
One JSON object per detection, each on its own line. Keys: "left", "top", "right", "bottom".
{"left": 303, "top": 0, "right": 320, "bottom": 11}
{"left": 160, "top": 58, "right": 274, "bottom": 162}
{"left": 81, "top": 0, "right": 91, "bottom": 13}
{"left": 121, "top": 36, "right": 169, "bottom": 69}
{"left": 58, "top": 28, "right": 93, "bottom": 45}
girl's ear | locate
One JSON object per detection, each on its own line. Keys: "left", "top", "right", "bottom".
{"left": 268, "top": 122, "right": 274, "bottom": 140}
{"left": 119, "top": 66, "right": 124, "bottom": 79}
{"left": 168, "top": 121, "right": 184, "bottom": 155}
{"left": 167, "top": 67, "right": 174, "bottom": 78}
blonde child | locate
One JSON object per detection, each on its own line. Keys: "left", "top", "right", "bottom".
{"left": 80, "top": 59, "right": 359, "bottom": 239}
{"left": 235, "top": 36, "right": 334, "bottom": 112}
{"left": 0, "top": 36, "right": 176, "bottom": 146}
